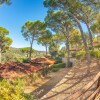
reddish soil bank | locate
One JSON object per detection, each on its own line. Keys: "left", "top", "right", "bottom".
{"left": 0, "top": 57, "right": 55, "bottom": 79}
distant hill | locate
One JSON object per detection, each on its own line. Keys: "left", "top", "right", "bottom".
{"left": 38, "top": 51, "right": 46, "bottom": 54}
{"left": 8, "top": 47, "right": 23, "bottom": 55}
{"left": 9, "top": 47, "right": 46, "bottom": 54}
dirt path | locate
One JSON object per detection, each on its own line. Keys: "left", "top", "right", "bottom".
{"left": 41, "top": 59, "right": 100, "bottom": 100}
{"left": 31, "top": 59, "right": 100, "bottom": 100}
{"left": 31, "top": 67, "right": 71, "bottom": 99}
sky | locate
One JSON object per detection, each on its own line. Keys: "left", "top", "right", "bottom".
{"left": 0, "top": 0, "right": 88, "bottom": 51}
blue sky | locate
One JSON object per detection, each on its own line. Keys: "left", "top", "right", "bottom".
{"left": 0, "top": 0, "right": 48, "bottom": 51}
{"left": 0, "top": 0, "right": 88, "bottom": 51}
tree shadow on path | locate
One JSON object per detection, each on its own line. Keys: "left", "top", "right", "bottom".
{"left": 31, "top": 67, "right": 71, "bottom": 99}
{"left": 40, "top": 59, "right": 100, "bottom": 100}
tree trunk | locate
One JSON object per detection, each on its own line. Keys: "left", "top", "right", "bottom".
{"left": 63, "top": 28, "right": 70, "bottom": 63}
{"left": 0, "top": 48, "right": 1, "bottom": 63}
{"left": 70, "top": 13, "right": 91, "bottom": 64}
{"left": 66, "top": 36, "right": 70, "bottom": 63}
{"left": 85, "top": 22, "right": 94, "bottom": 52}
{"left": 29, "top": 42, "right": 33, "bottom": 62}
{"left": 45, "top": 44, "right": 48, "bottom": 56}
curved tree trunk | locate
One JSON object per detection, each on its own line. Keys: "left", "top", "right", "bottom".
{"left": 85, "top": 22, "right": 94, "bottom": 52}
{"left": 70, "top": 13, "right": 91, "bottom": 64}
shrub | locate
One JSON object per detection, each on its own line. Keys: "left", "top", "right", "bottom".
{"left": 54, "top": 53, "right": 66, "bottom": 64}
{"left": 89, "top": 50, "right": 95, "bottom": 56}
{"left": 2, "top": 51, "right": 24, "bottom": 63}
{"left": 73, "top": 50, "right": 100, "bottom": 59}
{"left": 2, "top": 51, "right": 16, "bottom": 62}
{"left": 51, "top": 67, "right": 60, "bottom": 72}
{"left": 22, "top": 58, "right": 29, "bottom": 63}
{"left": 94, "top": 44, "right": 100, "bottom": 49}
{"left": 90, "top": 50, "right": 100, "bottom": 58}
{"left": 50, "top": 51, "right": 65, "bottom": 63}
{"left": 0, "top": 79, "right": 35, "bottom": 100}
{"left": 50, "top": 63, "right": 66, "bottom": 72}
{"left": 23, "top": 93, "right": 36, "bottom": 100}
{"left": 22, "top": 72, "right": 42, "bottom": 85}
{"left": 76, "top": 51, "right": 86, "bottom": 59}
{"left": 71, "top": 52, "right": 76, "bottom": 58}
{"left": 51, "top": 63, "right": 66, "bottom": 68}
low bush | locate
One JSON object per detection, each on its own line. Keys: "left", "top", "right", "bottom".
{"left": 54, "top": 53, "right": 66, "bottom": 64}
{"left": 72, "top": 50, "right": 100, "bottom": 59}
{"left": 22, "top": 58, "right": 29, "bottom": 63}
{"left": 50, "top": 63, "right": 66, "bottom": 72}
{"left": 90, "top": 50, "right": 100, "bottom": 58}
{"left": 50, "top": 67, "right": 60, "bottom": 72}
{"left": 22, "top": 72, "right": 42, "bottom": 85}
{"left": 71, "top": 52, "right": 76, "bottom": 58}
{"left": 76, "top": 51, "right": 86, "bottom": 59}
{"left": 2, "top": 51, "right": 24, "bottom": 63}
{"left": 50, "top": 51, "right": 65, "bottom": 64}
{"left": 94, "top": 44, "right": 100, "bottom": 49}
{"left": 0, "top": 79, "right": 35, "bottom": 100}
{"left": 51, "top": 63, "right": 66, "bottom": 68}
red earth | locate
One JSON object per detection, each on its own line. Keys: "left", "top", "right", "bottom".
{"left": 0, "top": 57, "right": 55, "bottom": 79}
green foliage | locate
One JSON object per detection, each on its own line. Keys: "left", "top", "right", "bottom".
{"left": 45, "top": 10, "right": 73, "bottom": 41}
{"left": 90, "top": 50, "right": 100, "bottom": 58}
{"left": 0, "top": 79, "right": 35, "bottom": 100}
{"left": 22, "top": 58, "right": 29, "bottom": 63}
{"left": 2, "top": 51, "right": 20, "bottom": 63}
{"left": 22, "top": 94, "right": 35, "bottom": 100}
{"left": 21, "top": 20, "right": 46, "bottom": 60}
{"left": 0, "top": 26, "right": 12, "bottom": 52}
{"left": 22, "top": 20, "right": 46, "bottom": 41}
{"left": 52, "top": 33, "right": 65, "bottom": 44}
{"left": 91, "top": 22, "right": 100, "bottom": 34}
{"left": 72, "top": 50, "right": 100, "bottom": 59}
{"left": 21, "top": 72, "right": 42, "bottom": 86}
{"left": 49, "top": 42, "right": 61, "bottom": 61}
{"left": 20, "top": 47, "right": 35, "bottom": 53}
{"left": 54, "top": 53, "right": 64, "bottom": 64}
{"left": 91, "top": 13, "right": 100, "bottom": 34}
{"left": 20, "top": 47, "right": 30, "bottom": 53}
{"left": 38, "top": 30, "right": 52, "bottom": 46}
{"left": 38, "top": 29, "right": 52, "bottom": 56}
{"left": 76, "top": 51, "right": 86, "bottom": 59}
{"left": 49, "top": 50, "right": 63, "bottom": 63}
{"left": 2, "top": 49, "right": 24, "bottom": 63}
{"left": 44, "top": 0, "right": 99, "bottom": 63}
{"left": 2, "top": 47, "right": 45, "bottom": 63}
{"left": 94, "top": 44, "right": 100, "bottom": 49}
{"left": 0, "top": 0, "right": 11, "bottom": 5}
{"left": 71, "top": 52, "right": 76, "bottom": 58}
{"left": 70, "top": 28, "right": 82, "bottom": 45}
{"left": 50, "top": 63, "right": 66, "bottom": 72}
